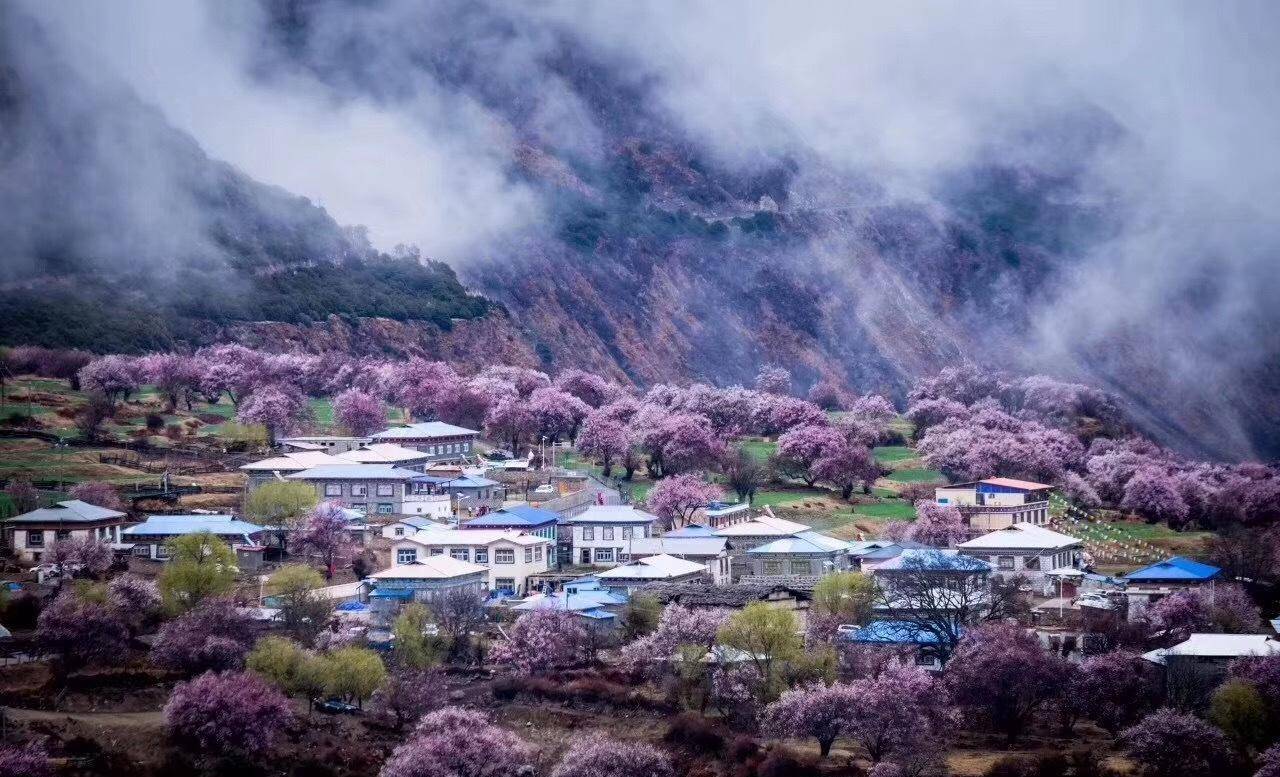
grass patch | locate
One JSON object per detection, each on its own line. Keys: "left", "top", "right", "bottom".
{"left": 751, "top": 489, "right": 819, "bottom": 508}
{"left": 309, "top": 398, "right": 335, "bottom": 428}
{"left": 851, "top": 502, "right": 917, "bottom": 520}
{"left": 885, "top": 468, "right": 945, "bottom": 484}
{"left": 738, "top": 439, "right": 776, "bottom": 461}
{"left": 872, "top": 445, "right": 916, "bottom": 465}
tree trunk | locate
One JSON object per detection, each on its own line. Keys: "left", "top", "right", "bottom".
{"left": 819, "top": 736, "right": 834, "bottom": 758}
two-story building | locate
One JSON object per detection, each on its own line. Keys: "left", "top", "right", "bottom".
{"left": 715, "top": 515, "right": 809, "bottom": 580}
{"left": 934, "top": 478, "right": 1053, "bottom": 531}
{"left": 746, "top": 530, "right": 851, "bottom": 579}
{"left": 566, "top": 505, "right": 660, "bottom": 566}
{"left": 335, "top": 444, "right": 433, "bottom": 471}
{"left": 956, "top": 523, "right": 1083, "bottom": 583}
{"left": 369, "top": 422, "right": 481, "bottom": 462}
{"left": 364, "top": 556, "right": 488, "bottom": 624}
{"left": 392, "top": 528, "right": 552, "bottom": 595}
{"left": 596, "top": 553, "right": 708, "bottom": 593}
{"left": 626, "top": 529, "right": 732, "bottom": 585}
{"left": 462, "top": 505, "right": 560, "bottom": 542}
{"left": 121, "top": 514, "right": 267, "bottom": 570}
{"left": 279, "top": 435, "right": 369, "bottom": 454}
{"left": 285, "top": 465, "right": 421, "bottom": 515}
{"left": 239, "top": 451, "right": 339, "bottom": 492}
{"left": 1122, "top": 556, "right": 1222, "bottom": 618}
{"left": 3, "top": 500, "right": 131, "bottom": 563}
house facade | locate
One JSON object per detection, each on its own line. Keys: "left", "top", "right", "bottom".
{"left": 364, "top": 557, "right": 488, "bottom": 624}
{"left": 715, "top": 515, "right": 810, "bottom": 580}
{"left": 956, "top": 523, "right": 1083, "bottom": 583}
{"left": 3, "top": 500, "right": 130, "bottom": 563}
{"left": 279, "top": 436, "right": 369, "bottom": 454}
{"left": 746, "top": 531, "right": 851, "bottom": 579}
{"left": 121, "top": 515, "right": 267, "bottom": 569}
{"left": 626, "top": 535, "right": 732, "bottom": 585}
{"left": 934, "top": 478, "right": 1053, "bottom": 531}
{"left": 393, "top": 528, "right": 552, "bottom": 595}
{"left": 380, "top": 516, "right": 450, "bottom": 540}
{"left": 285, "top": 465, "right": 421, "bottom": 515}
{"left": 567, "top": 506, "right": 659, "bottom": 566}
{"left": 239, "top": 451, "right": 339, "bottom": 492}
{"left": 368, "top": 422, "right": 480, "bottom": 461}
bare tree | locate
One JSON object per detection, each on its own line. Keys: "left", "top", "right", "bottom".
{"left": 870, "top": 551, "right": 1000, "bottom": 664}
{"left": 722, "top": 445, "right": 766, "bottom": 504}
{"left": 74, "top": 392, "right": 114, "bottom": 442}
{"left": 428, "top": 587, "right": 485, "bottom": 663}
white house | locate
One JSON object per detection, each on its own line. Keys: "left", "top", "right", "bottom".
{"left": 392, "top": 528, "right": 553, "bottom": 595}
{"left": 369, "top": 422, "right": 480, "bottom": 461}
{"left": 121, "top": 514, "right": 267, "bottom": 568}
{"left": 567, "top": 505, "right": 660, "bottom": 566}
{"left": 956, "top": 523, "right": 1083, "bottom": 584}
{"left": 934, "top": 478, "right": 1053, "bottom": 531}
{"left": 2, "top": 500, "right": 130, "bottom": 563}
{"left": 380, "top": 516, "right": 450, "bottom": 540}
{"left": 625, "top": 534, "right": 732, "bottom": 584}
{"left": 596, "top": 553, "right": 708, "bottom": 592}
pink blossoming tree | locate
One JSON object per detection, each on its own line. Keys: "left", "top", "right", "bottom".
{"left": 379, "top": 707, "right": 532, "bottom": 777}
{"left": 1120, "top": 708, "right": 1235, "bottom": 777}
{"left": 763, "top": 682, "right": 860, "bottom": 757}
{"left": 236, "top": 383, "right": 309, "bottom": 444}
{"left": 164, "top": 670, "right": 293, "bottom": 758}
{"left": 945, "top": 622, "right": 1065, "bottom": 744}
{"left": 645, "top": 474, "right": 722, "bottom": 530}
{"left": 67, "top": 481, "right": 122, "bottom": 511}
{"left": 575, "top": 413, "right": 632, "bottom": 477}
{"left": 151, "top": 598, "right": 255, "bottom": 675}
{"left": 489, "top": 609, "right": 594, "bottom": 674}
{"left": 296, "top": 501, "right": 351, "bottom": 579}
{"left": 552, "top": 735, "right": 675, "bottom": 777}
{"left": 333, "top": 388, "right": 386, "bottom": 436}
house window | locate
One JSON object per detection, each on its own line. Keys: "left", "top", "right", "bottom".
{"left": 351, "top": 484, "right": 368, "bottom": 497}
{"left": 155, "top": 544, "right": 171, "bottom": 560}
{"left": 475, "top": 549, "right": 489, "bottom": 564}
{"left": 394, "top": 527, "right": 405, "bottom": 537}
{"left": 602, "top": 526, "right": 614, "bottom": 541}
{"left": 495, "top": 549, "right": 515, "bottom": 564}
{"left": 595, "top": 548, "right": 614, "bottom": 563}
{"left": 325, "top": 483, "right": 343, "bottom": 497}
{"left": 524, "top": 547, "right": 533, "bottom": 563}
{"left": 618, "top": 553, "right": 630, "bottom": 562}
{"left": 25, "top": 531, "right": 44, "bottom": 548}
{"left": 352, "top": 503, "right": 366, "bottom": 511}
{"left": 377, "top": 503, "right": 394, "bottom": 514}
{"left": 914, "top": 652, "right": 935, "bottom": 667}
{"left": 534, "top": 546, "right": 543, "bottom": 561}
{"left": 396, "top": 548, "right": 418, "bottom": 564}
{"left": 55, "top": 530, "right": 71, "bottom": 541}
{"left": 622, "top": 527, "right": 633, "bottom": 539}
{"left": 1024, "top": 556, "right": 1041, "bottom": 570}
{"left": 376, "top": 483, "right": 395, "bottom": 497}
{"left": 998, "top": 556, "right": 1015, "bottom": 570}
{"left": 429, "top": 548, "right": 444, "bottom": 556}
{"left": 790, "top": 560, "right": 812, "bottom": 575}
{"left": 582, "top": 527, "right": 595, "bottom": 541}
{"left": 495, "top": 578, "right": 516, "bottom": 592}
{"left": 763, "top": 560, "right": 783, "bottom": 576}
{"left": 450, "top": 548, "right": 470, "bottom": 561}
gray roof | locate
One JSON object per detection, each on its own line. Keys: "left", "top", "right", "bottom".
{"left": 371, "top": 422, "right": 479, "bottom": 440}
{"left": 5, "top": 500, "right": 126, "bottom": 524}
{"left": 285, "top": 465, "right": 421, "bottom": 481}
{"left": 567, "top": 506, "right": 659, "bottom": 524}
{"left": 627, "top": 536, "right": 728, "bottom": 557}
{"left": 123, "top": 515, "right": 265, "bottom": 537}
{"left": 641, "top": 581, "right": 811, "bottom": 607}
{"left": 747, "top": 531, "right": 850, "bottom": 555}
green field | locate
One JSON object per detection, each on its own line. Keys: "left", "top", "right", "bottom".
{"left": 751, "top": 489, "right": 820, "bottom": 508}
{"left": 872, "top": 445, "right": 917, "bottom": 465}
{"left": 739, "top": 439, "right": 777, "bottom": 461}
{"left": 885, "top": 467, "right": 946, "bottom": 484}
{"left": 851, "top": 502, "right": 917, "bottom": 520}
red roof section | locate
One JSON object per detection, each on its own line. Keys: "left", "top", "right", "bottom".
{"left": 981, "top": 477, "right": 1053, "bottom": 491}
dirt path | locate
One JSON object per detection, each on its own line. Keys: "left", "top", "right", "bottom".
{"left": 3, "top": 706, "right": 164, "bottom": 727}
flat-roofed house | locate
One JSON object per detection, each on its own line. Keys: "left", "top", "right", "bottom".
{"left": 702, "top": 501, "right": 752, "bottom": 529}
{"left": 122, "top": 514, "right": 267, "bottom": 569}
{"left": 1122, "top": 556, "right": 1222, "bottom": 618}
{"left": 335, "top": 444, "right": 433, "bottom": 471}
{"left": 285, "top": 465, "right": 421, "bottom": 515}
{"left": 369, "top": 422, "right": 480, "bottom": 461}
{"left": 3, "top": 500, "right": 130, "bottom": 563}
{"left": 625, "top": 534, "right": 731, "bottom": 584}
{"left": 567, "top": 506, "right": 660, "bottom": 567}
{"left": 596, "top": 553, "right": 708, "bottom": 593}
{"left": 746, "top": 530, "right": 851, "bottom": 579}
{"left": 392, "top": 528, "right": 552, "bottom": 595}
{"left": 934, "top": 478, "right": 1053, "bottom": 531}
{"left": 957, "top": 523, "right": 1083, "bottom": 583}
{"left": 239, "top": 451, "right": 340, "bottom": 492}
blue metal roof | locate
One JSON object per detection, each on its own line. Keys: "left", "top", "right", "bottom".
{"left": 578, "top": 608, "right": 618, "bottom": 621}
{"left": 445, "top": 475, "right": 499, "bottom": 488}
{"left": 665, "top": 524, "right": 717, "bottom": 537}
{"left": 1124, "top": 556, "right": 1221, "bottom": 582}
{"left": 844, "top": 620, "right": 953, "bottom": 645}
{"left": 875, "top": 548, "right": 992, "bottom": 572}
{"left": 123, "top": 515, "right": 265, "bottom": 537}
{"left": 464, "top": 505, "right": 558, "bottom": 528}
{"left": 368, "top": 588, "right": 415, "bottom": 600}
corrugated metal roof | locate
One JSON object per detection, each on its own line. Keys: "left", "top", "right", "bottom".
{"left": 875, "top": 548, "right": 993, "bottom": 572}
{"left": 597, "top": 554, "right": 706, "bottom": 579}
{"left": 286, "top": 465, "right": 422, "bottom": 480}
{"left": 747, "top": 530, "right": 850, "bottom": 555}
{"left": 1142, "top": 634, "right": 1280, "bottom": 664}
{"left": 336, "top": 444, "right": 430, "bottom": 464}
{"left": 845, "top": 620, "right": 952, "bottom": 645}
{"left": 123, "top": 515, "right": 265, "bottom": 536}
{"left": 980, "top": 477, "right": 1053, "bottom": 490}
{"left": 369, "top": 555, "right": 487, "bottom": 579}
{"left": 714, "top": 516, "right": 808, "bottom": 537}
{"left": 444, "top": 475, "right": 499, "bottom": 488}
{"left": 371, "top": 422, "right": 479, "bottom": 439}
{"left": 240, "top": 451, "right": 338, "bottom": 471}
{"left": 665, "top": 524, "right": 717, "bottom": 537}
{"left": 5, "top": 500, "right": 127, "bottom": 524}
{"left": 568, "top": 506, "right": 659, "bottom": 524}
{"left": 958, "top": 523, "right": 1082, "bottom": 550}
{"left": 627, "top": 536, "right": 727, "bottom": 556}
{"left": 463, "top": 505, "right": 559, "bottom": 528}
{"left": 1124, "top": 556, "right": 1221, "bottom": 582}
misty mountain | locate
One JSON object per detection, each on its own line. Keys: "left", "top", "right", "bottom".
{"left": 2, "top": 2, "right": 1278, "bottom": 462}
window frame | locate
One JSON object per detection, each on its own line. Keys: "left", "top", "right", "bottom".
{"left": 396, "top": 548, "right": 418, "bottom": 565}
{"left": 324, "top": 483, "right": 343, "bottom": 497}
{"left": 494, "top": 549, "right": 515, "bottom": 565}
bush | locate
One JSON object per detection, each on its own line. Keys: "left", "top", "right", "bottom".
{"left": 145, "top": 413, "right": 165, "bottom": 431}
{"left": 2, "top": 592, "right": 42, "bottom": 630}
{"left": 985, "top": 755, "right": 1069, "bottom": 777}
{"left": 664, "top": 712, "right": 725, "bottom": 753}
{"left": 489, "top": 675, "right": 649, "bottom": 709}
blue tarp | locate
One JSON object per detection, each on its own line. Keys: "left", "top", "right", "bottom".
{"left": 368, "top": 588, "right": 415, "bottom": 600}
{"left": 336, "top": 600, "right": 370, "bottom": 612}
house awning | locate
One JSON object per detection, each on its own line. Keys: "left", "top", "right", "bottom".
{"left": 1047, "top": 567, "right": 1085, "bottom": 578}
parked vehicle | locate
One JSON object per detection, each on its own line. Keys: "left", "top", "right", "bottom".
{"left": 313, "top": 698, "right": 361, "bottom": 715}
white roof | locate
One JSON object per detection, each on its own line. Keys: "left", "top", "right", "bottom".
{"left": 597, "top": 554, "right": 707, "bottom": 580}
{"left": 568, "top": 505, "right": 660, "bottom": 524}
{"left": 400, "top": 528, "right": 550, "bottom": 547}
{"left": 748, "top": 530, "right": 850, "bottom": 555}
{"left": 240, "top": 451, "right": 339, "bottom": 472}
{"left": 285, "top": 465, "right": 422, "bottom": 481}
{"left": 371, "top": 422, "right": 479, "bottom": 440}
{"left": 627, "top": 536, "right": 728, "bottom": 557}
{"left": 715, "top": 515, "right": 808, "bottom": 537}
{"left": 369, "top": 556, "right": 487, "bottom": 580}
{"left": 1143, "top": 634, "right": 1280, "bottom": 664}
{"left": 336, "top": 444, "right": 431, "bottom": 464}
{"left": 958, "top": 523, "right": 1082, "bottom": 551}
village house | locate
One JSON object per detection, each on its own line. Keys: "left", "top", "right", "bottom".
{"left": 848, "top": 540, "right": 930, "bottom": 573}
{"left": 442, "top": 475, "right": 504, "bottom": 515}
{"left": 956, "top": 523, "right": 1083, "bottom": 583}
{"left": 626, "top": 528, "right": 732, "bottom": 585}
{"left": 1122, "top": 556, "right": 1222, "bottom": 617}
{"left": 364, "top": 556, "right": 488, "bottom": 624}
{"left": 392, "top": 528, "right": 552, "bottom": 595}
{"left": 368, "top": 422, "right": 480, "bottom": 461}
{"left": 567, "top": 505, "right": 660, "bottom": 566}
{"left": 285, "top": 464, "right": 422, "bottom": 515}
{"left": 934, "top": 478, "right": 1053, "bottom": 531}
{"left": 871, "top": 549, "right": 994, "bottom": 618}
{"left": 745, "top": 530, "right": 851, "bottom": 579}
{"left": 595, "top": 553, "right": 708, "bottom": 593}
{"left": 2, "top": 500, "right": 131, "bottom": 563}
{"left": 1142, "top": 633, "right": 1280, "bottom": 708}
{"left": 122, "top": 514, "right": 267, "bottom": 570}
{"left": 279, "top": 435, "right": 369, "bottom": 454}
{"left": 462, "top": 504, "right": 560, "bottom": 541}
{"left": 238, "top": 450, "right": 339, "bottom": 492}
{"left": 840, "top": 620, "right": 953, "bottom": 672}
{"left": 701, "top": 501, "right": 752, "bottom": 529}
{"left": 510, "top": 576, "right": 628, "bottom": 630}
{"left": 714, "top": 514, "right": 809, "bottom": 579}
{"left": 380, "top": 516, "right": 450, "bottom": 540}
{"left": 641, "top": 580, "right": 813, "bottom": 628}
{"left": 335, "top": 443, "right": 433, "bottom": 471}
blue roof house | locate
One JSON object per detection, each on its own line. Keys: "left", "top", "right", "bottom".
{"left": 122, "top": 515, "right": 268, "bottom": 569}
{"left": 463, "top": 505, "right": 559, "bottom": 540}
{"left": 1123, "top": 556, "right": 1223, "bottom": 618}
{"left": 840, "top": 620, "right": 958, "bottom": 671}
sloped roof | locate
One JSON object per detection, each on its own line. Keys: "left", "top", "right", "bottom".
{"left": 875, "top": 548, "right": 993, "bottom": 573}
{"left": 980, "top": 477, "right": 1053, "bottom": 490}
{"left": 1142, "top": 634, "right": 1280, "bottom": 664}
{"left": 286, "top": 465, "right": 421, "bottom": 481}
{"left": 748, "top": 530, "right": 850, "bottom": 555}
{"left": 512, "top": 588, "right": 628, "bottom": 612}
{"left": 402, "top": 528, "right": 550, "bottom": 547}
{"left": 369, "top": 556, "right": 487, "bottom": 580}
{"left": 844, "top": 620, "right": 952, "bottom": 645}
{"left": 464, "top": 505, "right": 560, "bottom": 528}
{"left": 123, "top": 515, "right": 265, "bottom": 537}
{"left": 444, "top": 475, "right": 499, "bottom": 488}
{"left": 665, "top": 523, "right": 717, "bottom": 537}
{"left": 958, "top": 523, "right": 1082, "bottom": 551}
{"left": 627, "top": 536, "right": 728, "bottom": 557}
{"left": 336, "top": 444, "right": 431, "bottom": 464}
{"left": 597, "top": 554, "right": 706, "bottom": 580}
{"left": 641, "top": 581, "right": 808, "bottom": 607}
{"left": 568, "top": 506, "right": 659, "bottom": 524}
{"left": 714, "top": 515, "right": 808, "bottom": 537}
{"left": 371, "top": 422, "right": 479, "bottom": 439}
{"left": 240, "top": 451, "right": 338, "bottom": 472}
{"left": 1124, "top": 556, "right": 1221, "bottom": 582}
{"left": 6, "top": 499, "right": 126, "bottom": 524}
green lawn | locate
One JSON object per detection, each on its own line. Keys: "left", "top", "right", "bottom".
{"left": 851, "top": 502, "right": 917, "bottom": 520}
{"left": 739, "top": 439, "right": 777, "bottom": 461}
{"left": 885, "top": 468, "right": 946, "bottom": 484}
{"left": 872, "top": 445, "right": 917, "bottom": 465}
{"left": 751, "top": 489, "right": 820, "bottom": 508}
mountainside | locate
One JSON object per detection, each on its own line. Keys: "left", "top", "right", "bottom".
{"left": 1, "top": 3, "right": 1277, "bottom": 462}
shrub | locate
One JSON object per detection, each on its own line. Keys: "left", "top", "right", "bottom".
{"left": 145, "top": 413, "right": 164, "bottom": 431}
{"left": 164, "top": 670, "right": 293, "bottom": 757}
{"left": 664, "top": 712, "right": 726, "bottom": 753}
